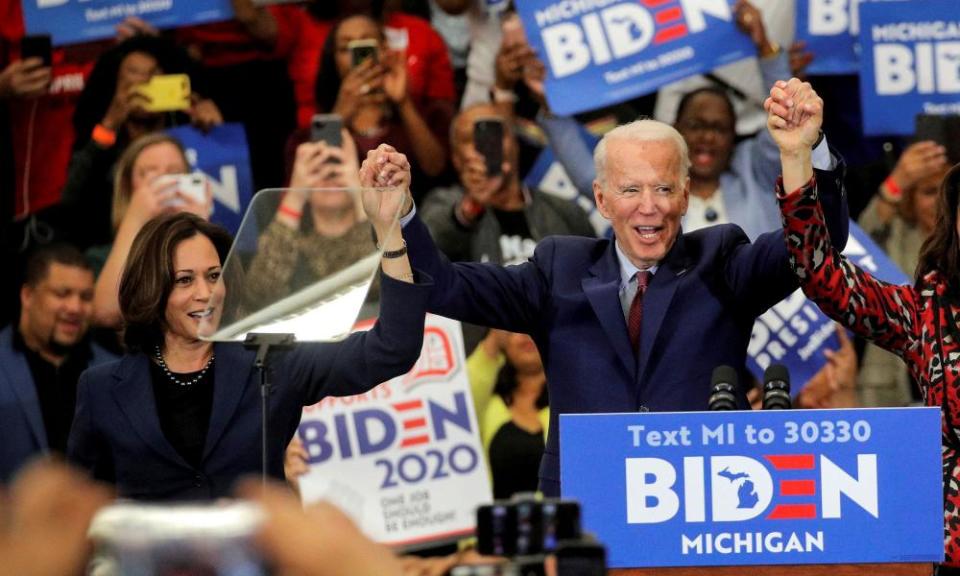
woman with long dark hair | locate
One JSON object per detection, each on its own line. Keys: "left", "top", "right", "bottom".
{"left": 310, "top": 13, "right": 449, "bottom": 188}
{"left": 771, "top": 77, "right": 960, "bottom": 570}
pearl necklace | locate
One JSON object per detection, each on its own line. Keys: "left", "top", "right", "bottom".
{"left": 154, "top": 345, "right": 215, "bottom": 387}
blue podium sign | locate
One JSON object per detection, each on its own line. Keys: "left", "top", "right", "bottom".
{"left": 859, "top": 0, "right": 960, "bottom": 135}
{"left": 515, "top": 0, "right": 755, "bottom": 116}
{"left": 561, "top": 408, "right": 943, "bottom": 567}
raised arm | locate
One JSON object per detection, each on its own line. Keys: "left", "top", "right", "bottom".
{"left": 767, "top": 79, "right": 921, "bottom": 356}
{"left": 361, "top": 144, "right": 549, "bottom": 334}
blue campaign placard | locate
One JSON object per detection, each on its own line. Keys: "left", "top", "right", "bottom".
{"left": 747, "top": 220, "right": 910, "bottom": 392}
{"left": 561, "top": 408, "right": 943, "bottom": 567}
{"left": 515, "top": 0, "right": 755, "bottom": 116}
{"left": 22, "top": 0, "right": 233, "bottom": 46}
{"left": 858, "top": 0, "right": 960, "bottom": 135}
{"left": 795, "top": 0, "right": 862, "bottom": 75}
{"left": 166, "top": 123, "right": 254, "bottom": 236}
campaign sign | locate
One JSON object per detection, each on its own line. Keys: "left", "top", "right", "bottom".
{"left": 859, "top": 0, "right": 960, "bottom": 135}
{"left": 22, "top": 0, "right": 233, "bottom": 46}
{"left": 296, "top": 315, "right": 492, "bottom": 547}
{"left": 795, "top": 0, "right": 863, "bottom": 75}
{"left": 748, "top": 221, "right": 910, "bottom": 391}
{"left": 515, "top": 0, "right": 755, "bottom": 115}
{"left": 166, "top": 123, "right": 254, "bottom": 236}
{"left": 561, "top": 408, "right": 943, "bottom": 567}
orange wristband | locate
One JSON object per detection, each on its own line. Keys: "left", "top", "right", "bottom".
{"left": 278, "top": 203, "right": 302, "bottom": 219}
{"left": 91, "top": 124, "right": 116, "bottom": 148}
{"left": 882, "top": 175, "right": 902, "bottom": 200}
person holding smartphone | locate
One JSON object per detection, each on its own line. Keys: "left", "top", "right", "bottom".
{"left": 418, "top": 103, "right": 595, "bottom": 352}
{"left": 245, "top": 130, "right": 373, "bottom": 312}
{"left": 62, "top": 36, "right": 222, "bottom": 249}
{"left": 89, "top": 133, "right": 212, "bottom": 330}
{"left": 306, "top": 14, "right": 450, "bottom": 197}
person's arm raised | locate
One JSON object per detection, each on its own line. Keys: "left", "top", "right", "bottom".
{"left": 764, "top": 77, "right": 820, "bottom": 192}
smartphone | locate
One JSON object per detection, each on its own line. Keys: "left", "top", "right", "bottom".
{"left": 553, "top": 541, "right": 606, "bottom": 576}
{"left": 20, "top": 34, "right": 52, "bottom": 68}
{"left": 473, "top": 118, "right": 505, "bottom": 177}
{"left": 512, "top": 556, "right": 546, "bottom": 576}
{"left": 915, "top": 113, "right": 960, "bottom": 164}
{"left": 90, "top": 502, "right": 268, "bottom": 576}
{"left": 310, "top": 113, "right": 343, "bottom": 147}
{"left": 176, "top": 173, "right": 207, "bottom": 205}
{"left": 477, "top": 503, "right": 517, "bottom": 557}
{"left": 540, "top": 501, "right": 581, "bottom": 552}
{"left": 135, "top": 74, "right": 191, "bottom": 113}
{"left": 349, "top": 39, "right": 379, "bottom": 68}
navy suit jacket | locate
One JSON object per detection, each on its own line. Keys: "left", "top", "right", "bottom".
{"left": 405, "top": 169, "right": 848, "bottom": 496}
{"left": 0, "top": 325, "right": 117, "bottom": 484}
{"left": 67, "top": 275, "right": 429, "bottom": 501}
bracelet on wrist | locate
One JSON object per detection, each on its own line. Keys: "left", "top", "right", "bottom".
{"left": 278, "top": 204, "right": 303, "bottom": 219}
{"left": 380, "top": 240, "right": 408, "bottom": 259}
{"left": 92, "top": 123, "right": 117, "bottom": 148}
{"left": 881, "top": 176, "right": 903, "bottom": 202}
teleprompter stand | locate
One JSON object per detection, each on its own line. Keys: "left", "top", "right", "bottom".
{"left": 244, "top": 332, "right": 296, "bottom": 485}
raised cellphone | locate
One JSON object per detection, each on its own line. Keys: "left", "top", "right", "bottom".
{"left": 348, "top": 39, "right": 379, "bottom": 68}
{"left": 20, "top": 34, "right": 52, "bottom": 68}
{"left": 310, "top": 114, "right": 343, "bottom": 147}
{"left": 176, "top": 173, "right": 206, "bottom": 205}
{"left": 473, "top": 118, "right": 505, "bottom": 177}
{"left": 136, "top": 74, "right": 191, "bottom": 113}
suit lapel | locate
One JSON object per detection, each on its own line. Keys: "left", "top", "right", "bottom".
{"left": 637, "top": 234, "right": 691, "bottom": 385}
{"left": 1, "top": 330, "right": 47, "bottom": 449}
{"left": 111, "top": 354, "right": 189, "bottom": 468}
{"left": 583, "top": 243, "right": 636, "bottom": 378}
{"left": 203, "top": 343, "right": 253, "bottom": 460}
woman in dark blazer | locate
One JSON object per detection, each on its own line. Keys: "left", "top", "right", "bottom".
{"left": 68, "top": 205, "right": 427, "bottom": 501}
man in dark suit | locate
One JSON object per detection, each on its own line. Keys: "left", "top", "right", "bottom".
{"left": 0, "top": 244, "right": 116, "bottom": 483}
{"left": 361, "top": 78, "right": 845, "bottom": 497}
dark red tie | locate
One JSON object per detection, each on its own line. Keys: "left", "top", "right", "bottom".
{"left": 628, "top": 271, "right": 651, "bottom": 352}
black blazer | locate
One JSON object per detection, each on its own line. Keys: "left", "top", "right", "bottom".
{"left": 67, "top": 275, "right": 429, "bottom": 501}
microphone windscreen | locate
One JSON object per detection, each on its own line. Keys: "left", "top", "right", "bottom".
{"left": 711, "top": 365, "right": 738, "bottom": 388}
{"left": 763, "top": 364, "right": 790, "bottom": 386}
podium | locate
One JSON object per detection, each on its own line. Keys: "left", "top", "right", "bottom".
{"left": 561, "top": 409, "right": 944, "bottom": 572}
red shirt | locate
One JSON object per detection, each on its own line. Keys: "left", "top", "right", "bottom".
{"left": 289, "top": 11, "right": 456, "bottom": 129}
{"left": 1, "top": 0, "right": 104, "bottom": 218}
{"left": 384, "top": 12, "right": 455, "bottom": 107}
{"left": 287, "top": 9, "right": 333, "bottom": 129}
{"left": 173, "top": 5, "right": 300, "bottom": 68}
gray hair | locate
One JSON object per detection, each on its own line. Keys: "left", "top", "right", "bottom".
{"left": 593, "top": 119, "right": 690, "bottom": 184}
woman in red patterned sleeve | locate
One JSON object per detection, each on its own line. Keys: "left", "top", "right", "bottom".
{"left": 769, "top": 77, "right": 960, "bottom": 572}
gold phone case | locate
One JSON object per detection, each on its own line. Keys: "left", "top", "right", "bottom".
{"left": 137, "top": 74, "right": 191, "bottom": 113}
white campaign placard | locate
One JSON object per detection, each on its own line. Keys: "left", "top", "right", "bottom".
{"left": 296, "top": 315, "right": 492, "bottom": 547}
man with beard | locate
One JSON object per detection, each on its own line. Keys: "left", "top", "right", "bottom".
{"left": 0, "top": 244, "right": 116, "bottom": 483}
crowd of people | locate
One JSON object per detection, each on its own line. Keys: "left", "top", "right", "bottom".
{"left": 2, "top": 0, "right": 960, "bottom": 573}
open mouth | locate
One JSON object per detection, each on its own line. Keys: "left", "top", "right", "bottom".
{"left": 693, "top": 149, "right": 715, "bottom": 167}
{"left": 188, "top": 308, "right": 214, "bottom": 320}
{"left": 634, "top": 225, "right": 663, "bottom": 241}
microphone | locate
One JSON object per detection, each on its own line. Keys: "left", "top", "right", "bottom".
{"left": 762, "top": 364, "right": 792, "bottom": 410}
{"left": 708, "top": 365, "right": 738, "bottom": 411}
